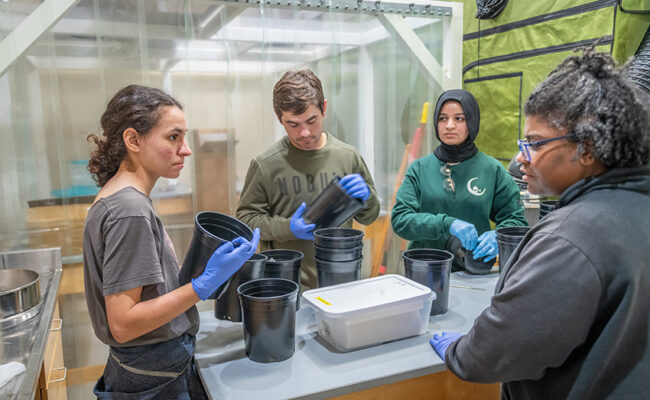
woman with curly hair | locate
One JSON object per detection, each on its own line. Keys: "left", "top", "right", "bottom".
{"left": 84, "top": 84, "right": 259, "bottom": 399}
{"left": 430, "top": 50, "right": 650, "bottom": 399}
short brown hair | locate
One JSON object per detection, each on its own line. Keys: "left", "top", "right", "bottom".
{"left": 273, "top": 69, "right": 325, "bottom": 120}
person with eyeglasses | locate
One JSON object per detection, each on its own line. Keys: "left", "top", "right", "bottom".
{"left": 431, "top": 50, "right": 650, "bottom": 399}
{"left": 391, "top": 89, "right": 527, "bottom": 271}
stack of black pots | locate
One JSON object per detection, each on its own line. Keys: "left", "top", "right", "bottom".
{"left": 313, "top": 228, "right": 364, "bottom": 288}
{"left": 539, "top": 200, "right": 557, "bottom": 220}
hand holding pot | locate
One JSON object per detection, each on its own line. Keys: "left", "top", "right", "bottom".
{"left": 450, "top": 219, "right": 478, "bottom": 251}
{"left": 429, "top": 331, "right": 462, "bottom": 361}
{"left": 191, "top": 228, "right": 260, "bottom": 300}
{"left": 290, "top": 202, "right": 316, "bottom": 240}
{"left": 339, "top": 174, "right": 370, "bottom": 201}
{"left": 473, "top": 230, "right": 497, "bottom": 261}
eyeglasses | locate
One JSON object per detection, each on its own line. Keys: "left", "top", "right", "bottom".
{"left": 440, "top": 164, "right": 455, "bottom": 193}
{"left": 518, "top": 134, "right": 575, "bottom": 162}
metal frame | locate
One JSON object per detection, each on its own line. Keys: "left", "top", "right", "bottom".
{"left": 0, "top": 0, "right": 81, "bottom": 78}
{"left": 216, "top": 0, "right": 452, "bottom": 16}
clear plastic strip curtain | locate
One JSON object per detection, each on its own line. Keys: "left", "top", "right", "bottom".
{"left": 0, "top": 0, "right": 449, "bottom": 269}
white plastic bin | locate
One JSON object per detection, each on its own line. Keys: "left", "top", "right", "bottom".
{"left": 302, "top": 274, "right": 434, "bottom": 352}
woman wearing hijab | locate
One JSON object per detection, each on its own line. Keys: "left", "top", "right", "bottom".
{"left": 391, "top": 89, "right": 527, "bottom": 270}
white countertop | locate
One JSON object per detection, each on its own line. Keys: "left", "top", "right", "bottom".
{"left": 195, "top": 271, "right": 497, "bottom": 400}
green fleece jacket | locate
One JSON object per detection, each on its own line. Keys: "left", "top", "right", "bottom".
{"left": 391, "top": 152, "right": 526, "bottom": 252}
{"left": 236, "top": 132, "right": 380, "bottom": 289}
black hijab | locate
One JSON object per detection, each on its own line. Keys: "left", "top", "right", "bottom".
{"left": 433, "top": 89, "right": 480, "bottom": 163}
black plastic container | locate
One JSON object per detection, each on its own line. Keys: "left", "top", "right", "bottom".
{"left": 402, "top": 249, "right": 453, "bottom": 316}
{"left": 313, "top": 228, "right": 364, "bottom": 249}
{"left": 314, "top": 244, "right": 363, "bottom": 262}
{"left": 179, "top": 212, "right": 254, "bottom": 299}
{"left": 260, "top": 249, "right": 303, "bottom": 308}
{"left": 315, "top": 257, "right": 362, "bottom": 288}
{"left": 303, "top": 177, "right": 364, "bottom": 229}
{"left": 238, "top": 278, "right": 299, "bottom": 363}
{"left": 496, "top": 226, "right": 530, "bottom": 271}
{"left": 539, "top": 200, "right": 557, "bottom": 219}
{"left": 445, "top": 236, "right": 496, "bottom": 275}
{"left": 214, "top": 253, "right": 267, "bottom": 322}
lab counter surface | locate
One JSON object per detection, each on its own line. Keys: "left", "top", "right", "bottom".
{"left": 0, "top": 248, "right": 62, "bottom": 400}
{"left": 195, "top": 271, "right": 498, "bottom": 400}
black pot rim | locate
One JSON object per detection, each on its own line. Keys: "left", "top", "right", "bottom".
{"left": 402, "top": 249, "right": 454, "bottom": 263}
{"left": 314, "top": 227, "right": 364, "bottom": 239}
{"left": 195, "top": 211, "right": 253, "bottom": 241}
{"left": 496, "top": 226, "right": 530, "bottom": 238}
{"left": 238, "top": 278, "right": 299, "bottom": 300}
{"left": 259, "top": 249, "right": 304, "bottom": 262}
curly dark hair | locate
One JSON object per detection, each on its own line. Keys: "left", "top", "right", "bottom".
{"left": 273, "top": 69, "right": 325, "bottom": 120}
{"left": 524, "top": 49, "right": 650, "bottom": 169}
{"left": 87, "top": 85, "right": 183, "bottom": 187}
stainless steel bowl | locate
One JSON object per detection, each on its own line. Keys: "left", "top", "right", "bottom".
{"left": 0, "top": 269, "right": 41, "bottom": 327}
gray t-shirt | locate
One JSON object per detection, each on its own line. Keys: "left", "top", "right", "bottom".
{"left": 83, "top": 186, "right": 199, "bottom": 347}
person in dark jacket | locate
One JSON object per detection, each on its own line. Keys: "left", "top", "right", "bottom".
{"left": 430, "top": 49, "right": 650, "bottom": 399}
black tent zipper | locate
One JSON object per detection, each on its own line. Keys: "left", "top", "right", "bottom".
{"left": 464, "top": 0, "right": 618, "bottom": 41}
{"left": 463, "top": 35, "right": 613, "bottom": 75}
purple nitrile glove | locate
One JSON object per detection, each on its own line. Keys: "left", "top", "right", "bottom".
{"left": 473, "top": 230, "right": 497, "bottom": 261}
{"left": 339, "top": 174, "right": 370, "bottom": 201}
{"left": 290, "top": 202, "right": 316, "bottom": 240}
{"left": 191, "top": 228, "right": 260, "bottom": 300}
{"left": 429, "top": 332, "right": 462, "bottom": 361}
{"left": 450, "top": 219, "right": 478, "bottom": 251}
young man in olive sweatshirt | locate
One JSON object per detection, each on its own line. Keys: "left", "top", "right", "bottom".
{"left": 236, "top": 69, "right": 380, "bottom": 289}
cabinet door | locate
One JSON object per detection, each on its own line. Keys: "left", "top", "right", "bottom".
{"left": 41, "top": 302, "right": 68, "bottom": 400}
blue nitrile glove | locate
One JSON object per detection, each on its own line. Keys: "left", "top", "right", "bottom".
{"left": 290, "top": 202, "right": 316, "bottom": 240}
{"left": 191, "top": 228, "right": 260, "bottom": 300}
{"left": 430, "top": 332, "right": 462, "bottom": 361}
{"left": 450, "top": 219, "right": 479, "bottom": 250}
{"left": 472, "top": 230, "right": 498, "bottom": 261}
{"left": 339, "top": 174, "right": 370, "bottom": 201}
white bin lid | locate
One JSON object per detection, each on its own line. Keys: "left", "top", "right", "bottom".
{"left": 302, "top": 274, "right": 433, "bottom": 316}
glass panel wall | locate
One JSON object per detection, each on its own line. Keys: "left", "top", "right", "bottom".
{"left": 0, "top": 0, "right": 460, "bottom": 396}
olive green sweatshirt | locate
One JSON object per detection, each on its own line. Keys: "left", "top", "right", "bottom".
{"left": 236, "top": 132, "right": 380, "bottom": 289}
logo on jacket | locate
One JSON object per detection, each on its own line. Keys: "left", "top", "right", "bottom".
{"left": 467, "top": 178, "right": 486, "bottom": 196}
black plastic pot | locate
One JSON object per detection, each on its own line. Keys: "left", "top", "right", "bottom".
{"left": 496, "top": 226, "right": 530, "bottom": 271}
{"left": 214, "top": 253, "right": 267, "bottom": 322}
{"left": 402, "top": 249, "right": 453, "bottom": 316}
{"left": 445, "top": 236, "right": 495, "bottom": 275}
{"left": 313, "top": 228, "right": 364, "bottom": 249}
{"left": 303, "top": 177, "right": 364, "bottom": 229}
{"left": 179, "top": 212, "right": 253, "bottom": 299}
{"left": 314, "top": 244, "right": 363, "bottom": 262}
{"left": 315, "top": 257, "right": 362, "bottom": 288}
{"left": 539, "top": 200, "right": 557, "bottom": 220}
{"left": 238, "top": 278, "right": 299, "bottom": 363}
{"left": 259, "top": 249, "right": 303, "bottom": 308}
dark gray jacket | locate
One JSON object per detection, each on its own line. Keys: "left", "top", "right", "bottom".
{"left": 446, "top": 166, "right": 650, "bottom": 400}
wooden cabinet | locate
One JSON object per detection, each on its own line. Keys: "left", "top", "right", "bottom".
{"left": 331, "top": 370, "right": 500, "bottom": 400}
{"left": 38, "top": 301, "right": 67, "bottom": 400}
{"left": 193, "top": 129, "right": 236, "bottom": 214}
